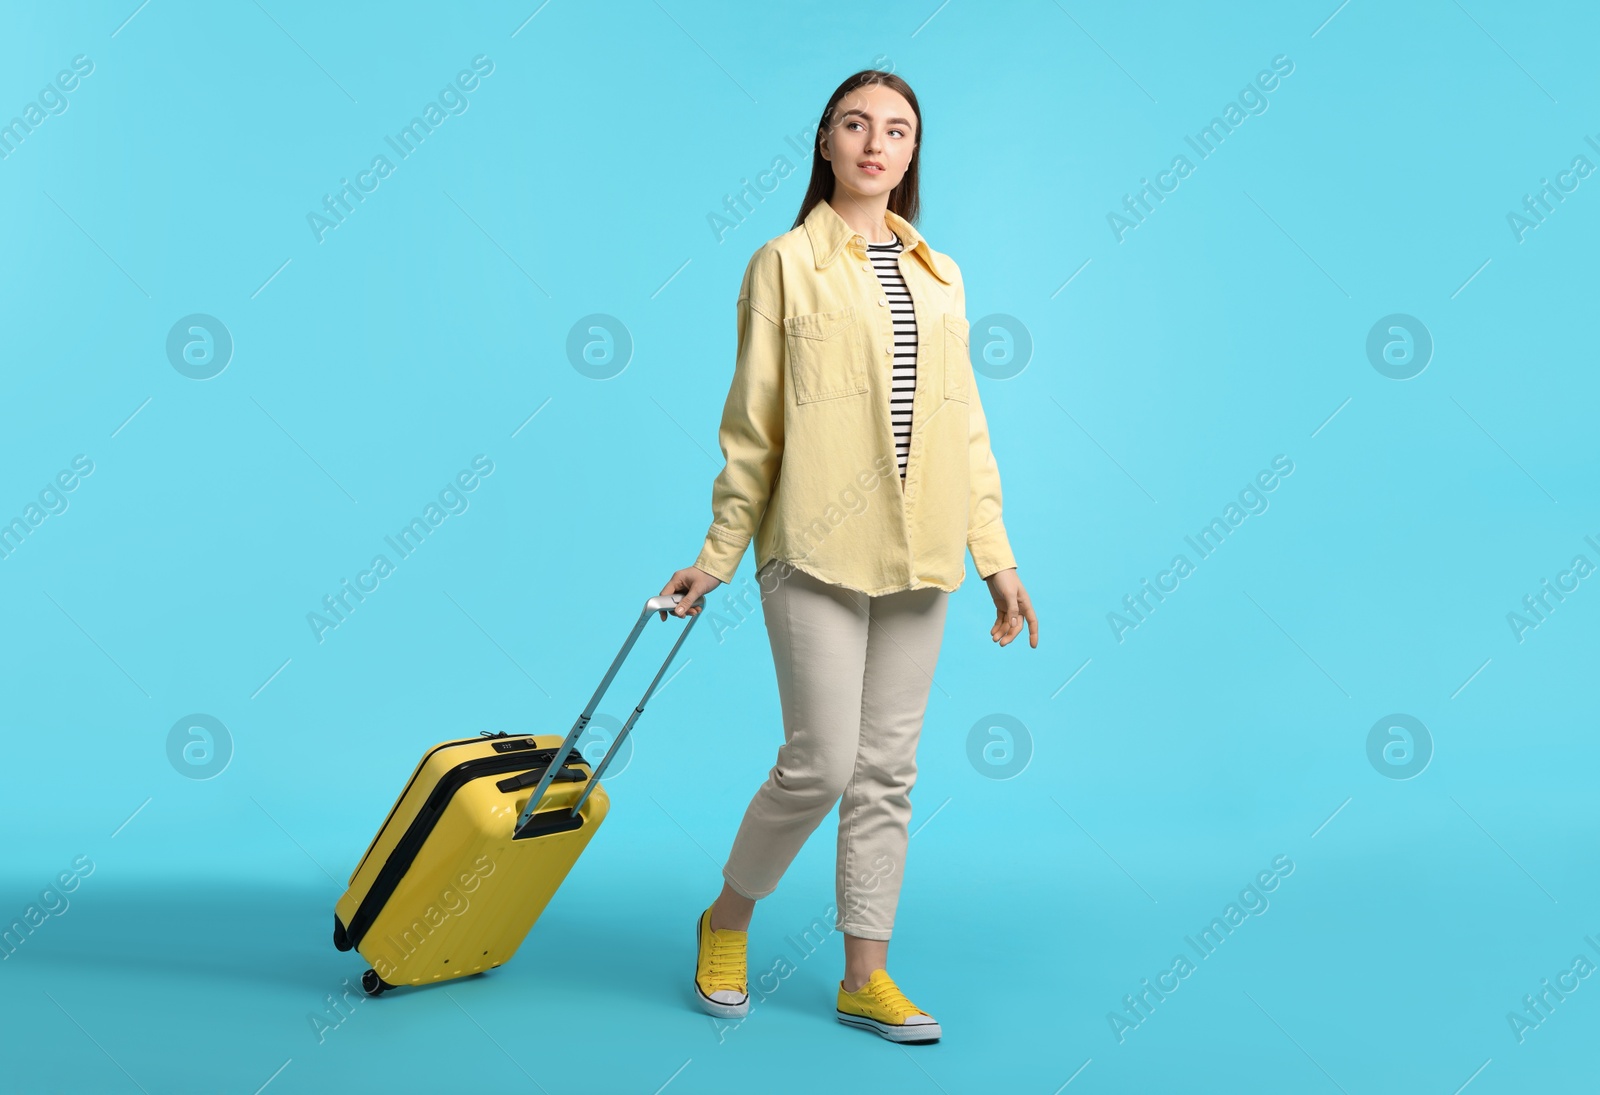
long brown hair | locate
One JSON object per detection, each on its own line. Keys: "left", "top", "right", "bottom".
{"left": 792, "top": 69, "right": 923, "bottom": 230}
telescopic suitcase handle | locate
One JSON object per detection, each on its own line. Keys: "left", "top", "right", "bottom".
{"left": 513, "top": 592, "right": 702, "bottom": 836}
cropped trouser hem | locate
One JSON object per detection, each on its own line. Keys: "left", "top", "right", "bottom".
{"left": 834, "top": 922, "right": 893, "bottom": 942}
{"left": 720, "top": 867, "right": 769, "bottom": 902}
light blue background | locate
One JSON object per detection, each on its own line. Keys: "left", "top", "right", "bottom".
{"left": 3, "top": 1, "right": 1597, "bottom": 1092}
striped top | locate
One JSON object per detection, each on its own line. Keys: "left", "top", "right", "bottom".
{"left": 866, "top": 232, "right": 916, "bottom": 479}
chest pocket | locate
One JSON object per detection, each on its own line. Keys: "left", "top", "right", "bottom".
{"left": 942, "top": 313, "right": 970, "bottom": 403}
{"left": 784, "top": 307, "right": 867, "bottom": 403}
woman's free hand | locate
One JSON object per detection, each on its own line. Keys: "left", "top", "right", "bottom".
{"left": 985, "top": 567, "right": 1038, "bottom": 648}
{"left": 659, "top": 565, "right": 724, "bottom": 621}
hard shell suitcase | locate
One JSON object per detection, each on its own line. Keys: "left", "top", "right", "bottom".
{"left": 333, "top": 592, "right": 701, "bottom": 995}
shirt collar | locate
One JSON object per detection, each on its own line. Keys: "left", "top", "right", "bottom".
{"left": 804, "top": 198, "right": 955, "bottom": 285}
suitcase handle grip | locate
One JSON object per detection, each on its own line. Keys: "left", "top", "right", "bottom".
{"left": 513, "top": 592, "right": 702, "bottom": 836}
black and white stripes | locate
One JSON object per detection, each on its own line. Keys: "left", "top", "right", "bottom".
{"left": 866, "top": 232, "right": 917, "bottom": 479}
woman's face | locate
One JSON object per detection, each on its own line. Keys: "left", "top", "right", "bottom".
{"left": 819, "top": 83, "right": 917, "bottom": 206}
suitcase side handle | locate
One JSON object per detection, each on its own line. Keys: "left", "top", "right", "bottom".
{"left": 496, "top": 764, "right": 587, "bottom": 792}
{"left": 513, "top": 592, "right": 702, "bottom": 836}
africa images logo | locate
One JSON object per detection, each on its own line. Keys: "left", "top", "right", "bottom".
{"left": 306, "top": 455, "right": 494, "bottom": 643}
{"left": 306, "top": 55, "right": 496, "bottom": 243}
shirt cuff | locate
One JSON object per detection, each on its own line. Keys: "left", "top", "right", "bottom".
{"left": 968, "top": 518, "right": 1016, "bottom": 580}
{"left": 694, "top": 524, "right": 750, "bottom": 585}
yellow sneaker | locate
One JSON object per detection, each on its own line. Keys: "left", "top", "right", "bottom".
{"left": 836, "top": 968, "right": 942, "bottom": 1044}
{"left": 693, "top": 904, "right": 749, "bottom": 1018}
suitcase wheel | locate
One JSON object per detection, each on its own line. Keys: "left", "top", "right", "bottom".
{"left": 333, "top": 916, "right": 351, "bottom": 952}
{"left": 361, "top": 969, "right": 394, "bottom": 997}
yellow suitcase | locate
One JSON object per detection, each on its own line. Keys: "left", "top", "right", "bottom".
{"left": 333, "top": 592, "right": 700, "bottom": 995}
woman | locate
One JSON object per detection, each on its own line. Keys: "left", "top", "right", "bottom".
{"left": 659, "top": 69, "right": 1038, "bottom": 1044}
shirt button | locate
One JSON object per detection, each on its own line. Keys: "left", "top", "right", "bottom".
{"left": 878, "top": 298, "right": 887, "bottom": 307}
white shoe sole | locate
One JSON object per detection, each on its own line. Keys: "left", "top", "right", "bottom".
{"left": 694, "top": 911, "right": 749, "bottom": 1019}
{"left": 836, "top": 1009, "right": 941, "bottom": 1043}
